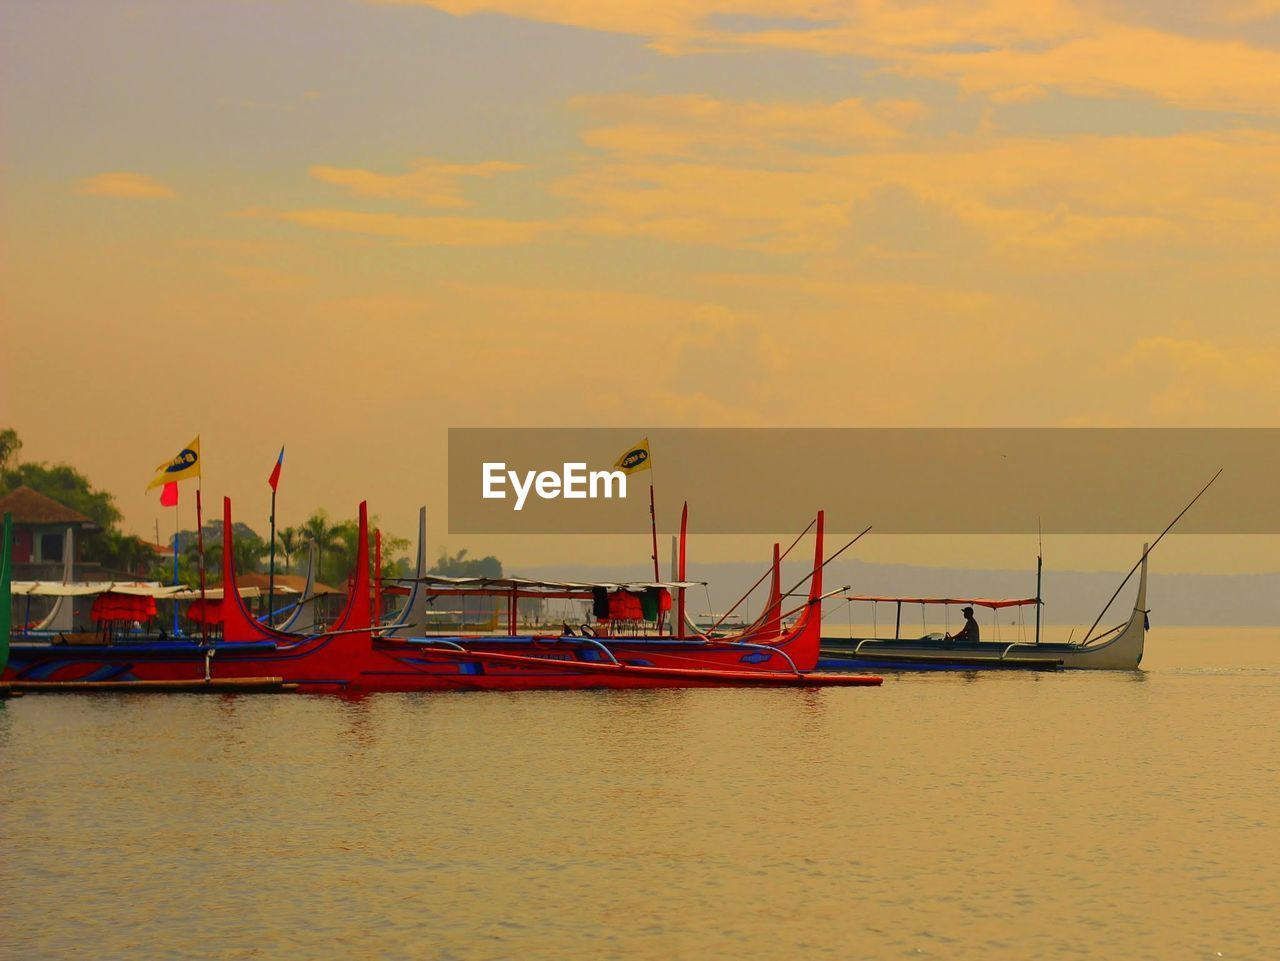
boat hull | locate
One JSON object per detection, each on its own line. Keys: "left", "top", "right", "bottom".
{"left": 2, "top": 635, "right": 880, "bottom": 691}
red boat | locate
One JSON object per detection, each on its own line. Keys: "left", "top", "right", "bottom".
{"left": 3, "top": 500, "right": 881, "bottom": 692}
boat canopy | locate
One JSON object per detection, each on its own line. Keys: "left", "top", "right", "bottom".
{"left": 10, "top": 580, "right": 189, "bottom": 598}
{"left": 844, "top": 595, "right": 1040, "bottom": 609}
{"left": 393, "top": 574, "right": 705, "bottom": 593}
{"left": 167, "top": 586, "right": 263, "bottom": 600}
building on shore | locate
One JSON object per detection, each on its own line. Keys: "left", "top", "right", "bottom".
{"left": 1, "top": 485, "right": 113, "bottom": 632}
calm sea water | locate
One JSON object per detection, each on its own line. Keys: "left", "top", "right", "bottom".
{"left": 2, "top": 629, "right": 1277, "bottom": 960}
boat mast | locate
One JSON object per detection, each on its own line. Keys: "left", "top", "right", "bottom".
{"left": 1035, "top": 518, "right": 1042, "bottom": 646}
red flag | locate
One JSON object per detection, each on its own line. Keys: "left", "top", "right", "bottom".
{"left": 159, "top": 481, "right": 179, "bottom": 507}
{"left": 268, "top": 446, "right": 284, "bottom": 491}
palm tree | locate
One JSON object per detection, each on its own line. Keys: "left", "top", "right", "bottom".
{"left": 232, "top": 534, "right": 267, "bottom": 575}
{"left": 301, "top": 511, "right": 340, "bottom": 585}
{"left": 276, "top": 526, "right": 301, "bottom": 574}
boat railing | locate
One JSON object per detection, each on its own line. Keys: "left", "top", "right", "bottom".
{"left": 399, "top": 637, "right": 468, "bottom": 653}
{"left": 394, "top": 633, "right": 622, "bottom": 666}
{"left": 999, "top": 643, "right": 1018, "bottom": 661}
{"left": 575, "top": 636, "right": 621, "bottom": 666}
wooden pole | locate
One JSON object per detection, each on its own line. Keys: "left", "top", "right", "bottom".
{"left": 648, "top": 483, "right": 660, "bottom": 634}
{"left": 268, "top": 487, "right": 277, "bottom": 627}
{"left": 1081, "top": 468, "right": 1221, "bottom": 644}
{"left": 171, "top": 519, "right": 180, "bottom": 637}
{"left": 1034, "top": 553, "right": 1043, "bottom": 645}
{"left": 708, "top": 518, "right": 816, "bottom": 634}
{"left": 677, "top": 501, "right": 687, "bottom": 639}
{"left": 374, "top": 528, "right": 382, "bottom": 628}
{"left": 196, "top": 484, "right": 207, "bottom": 645}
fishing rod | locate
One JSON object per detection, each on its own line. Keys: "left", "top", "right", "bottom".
{"left": 1080, "top": 468, "right": 1223, "bottom": 645}
{"left": 706, "top": 517, "right": 816, "bottom": 634}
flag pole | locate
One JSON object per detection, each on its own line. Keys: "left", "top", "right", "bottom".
{"left": 268, "top": 485, "right": 277, "bottom": 627}
{"left": 648, "top": 482, "right": 660, "bottom": 634}
{"left": 196, "top": 482, "right": 207, "bottom": 645}
{"left": 677, "top": 501, "right": 687, "bottom": 639}
{"left": 172, "top": 509, "right": 180, "bottom": 637}
{"left": 374, "top": 528, "right": 383, "bottom": 629}
{"left": 1034, "top": 518, "right": 1043, "bottom": 646}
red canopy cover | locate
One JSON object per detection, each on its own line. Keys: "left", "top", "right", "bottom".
{"left": 90, "top": 592, "right": 158, "bottom": 622}
{"left": 185, "top": 598, "right": 225, "bottom": 624}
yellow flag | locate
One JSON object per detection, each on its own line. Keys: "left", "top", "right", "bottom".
{"left": 146, "top": 435, "right": 201, "bottom": 490}
{"left": 614, "top": 437, "right": 652, "bottom": 475}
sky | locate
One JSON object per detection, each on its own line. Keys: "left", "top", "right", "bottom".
{"left": 5, "top": 0, "right": 1280, "bottom": 576}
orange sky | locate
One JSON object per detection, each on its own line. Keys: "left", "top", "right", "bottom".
{"left": 5, "top": 0, "right": 1280, "bottom": 575}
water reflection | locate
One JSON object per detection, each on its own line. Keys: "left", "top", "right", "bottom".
{"left": 2, "top": 635, "right": 1278, "bottom": 961}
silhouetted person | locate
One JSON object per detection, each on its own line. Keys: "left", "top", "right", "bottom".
{"left": 948, "top": 606, "right": 980, "bottom": 645}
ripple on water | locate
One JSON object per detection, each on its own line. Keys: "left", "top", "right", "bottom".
{"left": 2, "top": 641, "right": 1279, "bottom": 960}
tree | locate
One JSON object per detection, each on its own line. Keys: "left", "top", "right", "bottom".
{"left": 0, "top": 428, "right": 21, "bottom": 473}
{"left": 232, "top": 532, "right": 267, "bottom": 575}
{"left": 301, "top": 511, "right": 341, "bottom": 586}
{"left": 431, "top": 548, "right": 502, "bottom": 578}
{"left": 376, "top": 530, "right": 411, "bottom": 579}
{"left": 1, "top": 461, "right": 122, "bottom": 530}
{"left": 0, "top": 427, "right": 149, "bottom": 574}
{"left": 276, "top": 526, "right": 301, "bottom": 574}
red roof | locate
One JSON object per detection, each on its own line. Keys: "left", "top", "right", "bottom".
{"left": 0, "top": 486, "right": 97, "bottom": 527}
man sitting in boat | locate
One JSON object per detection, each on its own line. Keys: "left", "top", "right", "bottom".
{"left": 946, "top": 606, "right": 980, "bottom": 646}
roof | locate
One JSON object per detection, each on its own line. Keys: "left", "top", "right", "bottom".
{"left": 234, "top": 572, "right": 343, "bottom": 596}
{"left": 11, "top": 581, "right": 262, "bottom": 600}
{"left": 0, "top": 486, "right": 97, "bottom": 527}
{"left": 11, "top": 581, "right": 187, "bottom": 598}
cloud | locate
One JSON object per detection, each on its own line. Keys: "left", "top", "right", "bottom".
{"left": 387, "top": 1, "right": 1280, "bottom": 114}
{"left": 1122, "top": 336, "right": 1280, "bottom": 419}
{"left": 570, "top": 94, "right": 923, "bottom": 160}
{"left": 555, "top": 94, "right": 1280, "bottom": 261}
{"left": 76, "top": 171, "right": 176, "bottom": 199}
{"left": 237, "top": 207, "right": 550, "bottom": 245}
{"left": 908, "top": 24, "right": 1280, "bottom": 114}
{"left": 310, "top": 158, "right": 525, "bottom": 208}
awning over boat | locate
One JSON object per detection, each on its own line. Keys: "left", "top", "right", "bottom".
{"left": 10, "top": 581, "right": 189, "bottom": 598}
{"left": 392, "top": 574, "right": 705, "bottom": 592}
{"left": 844, "top": 595, "right": 1040, "bottom": 609}
{"left": 167, "top": 586, "right": 263, "bottom": 600}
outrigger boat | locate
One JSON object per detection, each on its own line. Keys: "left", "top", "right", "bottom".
{"left": 818, "top": 471, "right": 1223, "bottom": 673}
{"left": 818, "top": 546, "right": 1148, "bottom": 671}
{"left": 3, "top": 499, "right": 881, "bottom": 692}
{"left": 2, "top": 498, "right": 376, "bottom": 692}
{"left": 363, "top": 508, "right": 881, "bottom": 689}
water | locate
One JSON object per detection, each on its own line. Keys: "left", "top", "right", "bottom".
{"left": 2, "top": 630, "right": 1277, "bottom": 960}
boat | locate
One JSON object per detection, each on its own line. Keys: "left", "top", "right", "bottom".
{"left": 3, "top": 499, "right": 881, "bottom": 692}
{"left": 360, "top": 509, "right": 880, "bottom": 689}
{"left": 2, "top": 498, "right": 376, "bottom": 692}
{"left": 818, "top": 545, "right": 1148, "bottom": 671}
